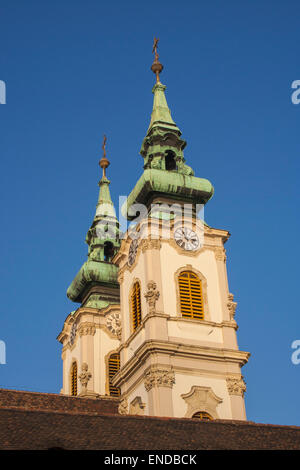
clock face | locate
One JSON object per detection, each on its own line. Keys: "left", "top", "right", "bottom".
{"left": 174, "top": 227, "right": 199, "bottom": 251}
{"left": 128, "top": 239, "right": 139, "bottom": 266}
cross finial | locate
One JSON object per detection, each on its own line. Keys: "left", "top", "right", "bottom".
{"left": 152, "top": 37, "right": 159, "bottom": 61}
{"left": 151, "top": 37, "right": 163, "bottom": 83}
{"left": 102, "top": 134, "right": 107, "bottom": 158}
{"left": 99, "top": 134, "right": 110, "bottom": 178}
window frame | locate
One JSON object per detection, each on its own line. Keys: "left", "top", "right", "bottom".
{"left": 130, "top": 280, "right": 142, "bottom": 332}
{"left": 178, "top": 270, "right": 205, "bottom": 320}
{"left": 107, "top": 352, "right": 121, "bottom": 397}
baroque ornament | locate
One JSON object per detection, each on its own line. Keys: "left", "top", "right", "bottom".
{"left": 106, "top": 312, "right": 122, "bottom": 339}
{"left": 79, "top": 363, "right": 92, "bottom": 393}
{"left": 226, "top": 376, "right": 246, "bottom": 397}
{"left": 215, "top": 247, "right": 226, "bottom": 262}
{"left": 118, "top": 398, "right": 128, "bottom": 415}
{"left": 181, "top": 386, "right": 222, "bottom": 419}
{"left": 144, "top": 281, "right": 160, "bottom": 314}
{"left": 144, "top": 369, "right": 175, "bottom": 392}
{"left": 129, "top": 396, "right": 146, "bottom": 416}
{"left": 78, "top": 322, "right": 96, "bottom": 337}
{"left": 227, "top": 293, "right": 237, "bottom": 320}
{"left": 140, "top": 238, "right": 161, "bottom": 252}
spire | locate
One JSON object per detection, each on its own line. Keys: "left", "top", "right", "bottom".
{"left": 148, "top": 38, "right": 179, "bottom": 132}
{"left": 95, "top": 135, "right": 117, "bottom": 221}
{"left": 67, "top": 135, "right": 121, "bottom": 304}
{"left": 151, "top": 37, "right": 163, "bottom": 84}
{"left": 140, "top": 39, "right": 193, "bottom": 177}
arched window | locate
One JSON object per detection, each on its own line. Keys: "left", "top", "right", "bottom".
{"left": 131, "top": 281, "right": 142, "bottom": 331}
{"left": 70, "top": 362, "right": 77, "bottom": 396}
{"left": 178, "top": 271, "right": 204, "bottom": 320}
{"left": 192, "top": 411, "right": 213, "bottom": 421}
{"left": 165, "top": 150, "right": 177, "bottom": 171}
{"left": 108, "top": 353, "right": 121, "bottom": 397}
{"left": 104, "top": 241, "right": 114, "bottom": 262}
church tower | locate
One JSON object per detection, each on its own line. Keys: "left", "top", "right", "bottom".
{"left": 58, "top": 41, "right": 250, "bottom": 421}
{"left": 112, "top": 42, "right": 250, "bottom": 420}
{"left": 58, "top": 138, "right": 122, "bottom": 399}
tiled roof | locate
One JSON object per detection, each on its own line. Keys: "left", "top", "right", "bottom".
{"left": 0, "top": 389, "right": 299, "bottom": 450}
{"left": 0, "top": 388, "right": 119, "bottom": 415}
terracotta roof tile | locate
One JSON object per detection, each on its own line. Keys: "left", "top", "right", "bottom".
{"left": 0, "top": 389, "right": 299, "bottom": 450}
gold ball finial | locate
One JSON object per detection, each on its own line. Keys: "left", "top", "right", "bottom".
{"left": 151, "top": 37, "right": 163, "bottom": 83}
{"left": 99, "top": 134, "right": 110, "bottom": 177}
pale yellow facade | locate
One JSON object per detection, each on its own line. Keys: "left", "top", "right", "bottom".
{"left": 58, "top": 215, "right": 250, "bottom": 421}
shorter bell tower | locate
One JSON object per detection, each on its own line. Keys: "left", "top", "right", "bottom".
{"left": 57, "top": 137, "right": 122, "bottom": 399}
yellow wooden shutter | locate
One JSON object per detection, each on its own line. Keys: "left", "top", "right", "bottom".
{"left": 131, "top": 282, "right": 142, "bottom": 331}
{"left": 108, "top": 353, "right": 121, "bottom": 397}
{"left": 192, "top": 411, "right": 213, "bottom": 421}
{"left": 179, "top": 271, "right": 204, "bottom": 320}
{"left": 71, "top": 362, "right": 77, "bottom": 396}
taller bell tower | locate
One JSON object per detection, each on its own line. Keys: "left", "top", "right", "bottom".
{"left": 112, "top": 41, "right": 250, "bottom": 420}
{"left": 58, "top": 41, "right": 250, "bottom": 421}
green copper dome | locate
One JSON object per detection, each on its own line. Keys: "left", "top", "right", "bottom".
{"left": 67, "top": 155, "right": 121, "bottom": 304}
{"left": 123, "top": 77, "right": 214, "bottom": 219}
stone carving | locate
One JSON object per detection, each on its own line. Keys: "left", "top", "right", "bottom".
{"left": 215, "top": 247, "right": 226, "bottom": 262}
{"left": 144, "top": 369, "right": 175, "bottom": 392}
{"left": 69, "top": 321, "right": 77, "bottom": 346}
{"left": 106, "top": 312, "right": 122, "bottom": 339}
{"left": 79, "top": 363, "right": 92, "bottom": 393}
{"left": 226, "top": 376, "right": 246, "bottom": 397}
{"left": 78, "top": 322, "right": 96, "bottom": 337}
{"left": 129, "top": 396, "right": 146, "bottom": 416}
{"left": 181, "top": 386, "right": 222, "bottom": 419}
{"left": 227, "top": 293, "right": 237, "bottom": 320}
{"left": 118, "top": 398, "right": 128, "bottom": 415}
{"left": 140, "top": 239, "right": 161, "bottom": 253}
{"left": 144, "top": 281, "right": 160, "bottom": 314}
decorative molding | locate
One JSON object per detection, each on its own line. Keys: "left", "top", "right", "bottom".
{"left": 78, "top": 322, "right": 96, "bottom": 337}
{"left": 227, "top": 293, "right": 237, "bottom": 320}
{"left": 114, "top": 340, "right": 250, "bottom": 389}
{"left": 106, "top": 312, "right": 122, "bottom": 339}
{"left": 181, "top": 385, "right": 222, "bottom": 419}
{"left": 144, "top": 368, "right": 175, "bottom": 392}
{"left": 118, "top": 398, "right": 128, "bottom": 415}
{"left": 140, "top": 238, "right": 161, "bottom": 252}
{"left": 226, "top": 376, "right": 246, "bottom": 397}
{"left": 214, "top": 247, "right": 227, "bottom": 262}
{"left": 78, "top": 363, "right": 92, "bottom": 394}
{"left": 129, "top": 396, "right": 146, "bottom": 416}
{"left": 167, "top": 316, "right": 238, "bottom": 330}
{"left": 144, "top": 281, "right": 160, "bottom": 314}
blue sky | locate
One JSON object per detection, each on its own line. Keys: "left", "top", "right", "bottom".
{"left": 0, "top": 0, "right": 299, "bottom": 426}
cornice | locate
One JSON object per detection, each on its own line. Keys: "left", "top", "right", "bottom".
{"left": 120, "top": 311, "right": 170, "bottom": 349}
{"left": 167, "top": 317, "right": 238, "bottom": 330}
{"left": 113, "top": 339, "right": 250, "bottom": 387}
